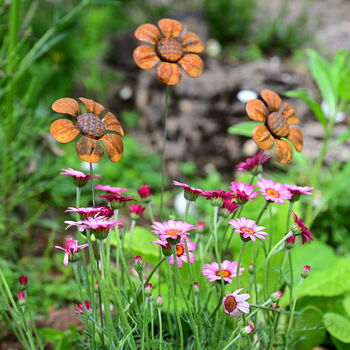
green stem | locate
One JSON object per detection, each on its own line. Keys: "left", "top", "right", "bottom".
{"left": 236, "top": 241, "right": 246, "bottom": 288}
{"left": 160, "top": 86, "right": 170, "bottom": 219}
{"left": 184, "top": 200, "right": 191, "bottom": 221}
{"left": 157, "top": 307, "right": 163, "bottom": 350}
{"left": 288, "top": 250, "right": 294, "bottom": 319}
{"left": 147, "top": 202, "right": 155, "bottom": 222}
{"left": 256, "top": 201, "right": 269, "bottom": 225}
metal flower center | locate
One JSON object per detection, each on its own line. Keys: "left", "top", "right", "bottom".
{"left": 267, "top": 112, "right": 289, "bottom": 138}
{"left": 241, "top": 227, "right": 255, "bottom": 235}
{"left": 224, "top": 296, "right": 238, "bottom": 312}
{"left": 215, "top": 269, "right": 231, "bottom": 278}
{"left": 157, "top": 37, "right": 183, "bottom": 62}
{"left": 166, "top": 229, "right": 181, "bottom": 237}
{"left": 266, "top": 189, "right": 279, "bottom": 198}
{"left": 77, "top": 113, "right": 106, "bottom": 139}
{"left": 176, "top": 245, "right": 184, "bottom": 257}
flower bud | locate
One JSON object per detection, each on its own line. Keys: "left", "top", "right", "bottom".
{"left": 156, "top": 295, "right": 163, "bottom": 308}
{"left": 134, "top": 256, "right": 145, "bottom": 275}
{"left": 19, "top": 275, "right": 28, "bottom": 289}
{"left": 184, "top": 189, "right": 200, "bottom": 201}
{"left": 138, "top": 185, "right": 151, "bottom": 203}
{"left": 93, "top": 228, "right": 109, "bottom": 240}
{"left": 196, "top": 221, "right": 205, "bottom": 233}
{"left": 270, "top": 291, "right": 283, "bottom": 302}
{"left": 73, "top": 177, "right": 89, "bottom": 188}
{"left": 240, "top": 324, "right": 254, "bottom": 336}
{"left": 69, "top": 253, "right": 81, "bottom": 264}
{"left": 17, "top": 291, "right": 26, "bottom": 305}
{"left": 285, "top": 234, "right": 296, "bottom": 249}
{"left": 193, "top": 282, "right": 199, "bottom": 294}
{"left": 249, "top": 264, "right": 255, "bottom": 274}
{"left": 145, "top": 283, "right": 153, "bottom": 297}
{"left": 301, "top": 265, "right": 311, "bottom": 279}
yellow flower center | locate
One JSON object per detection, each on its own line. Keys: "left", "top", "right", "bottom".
{"left": 165, "top": 229, "right": 181, "bottom": 237}
{"left": 241, "top": 227, "right": 255, "bottom": 235}
{"left": 266, "top": 189, "right": 279, "bottom": 198}
{"left": 156, "top": 37, "right": 183, "bottom": 62}
{"left": 215, "top": 269, "right": 231, "bottom": 278}
{"left": 224, "top": 295, "right": 237, "bottom": 312}
{"left": 77, "top": 113, "right": 105, "bottom": 139}
{"left": 176, "top": 245, "right": 184, "bottom": 257}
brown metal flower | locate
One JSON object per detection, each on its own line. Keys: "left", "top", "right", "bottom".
{"left": 133, "top": 18, "right": 204, "bottom": 85}
{"left": 246, "top": 90, "right": 303, "bottom": 164}
{"left": 50, "top": 97, "right": 124, "bottom": 163}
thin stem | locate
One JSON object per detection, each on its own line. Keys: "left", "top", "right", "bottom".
{"left": 157, "top": 307, "right": 163, "bottom": 350}
{"left": 256, "top": 201, "right": 269, "bottom": 225}
{"left": 160, "top": 85, "right": 170, "bottom": 219}
{"left": 236, "top": 241, "right": 246, "bottom": 288}
{"left": 288, "top": 250, "right": 294, "bottom": 318}
{"left": 184, "top": 200, "right": 191, "bottom": 221}
{"left": 147, "top": 202, "right": 155, "bottom": 222}
{"left": 89, "top": 163, "right": 95, "bottom": 207}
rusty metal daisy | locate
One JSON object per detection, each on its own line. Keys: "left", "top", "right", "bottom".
{"left": 50, "top": 97, "right": 124, "bottom": 163}
{"left": 133, "top": 18, "right": 204, "bottom": 85}
{"left": 246, "top": 90, "right": 303, "bottom": 164}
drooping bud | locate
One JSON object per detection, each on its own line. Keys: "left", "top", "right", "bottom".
{"left": 301, "top": 265, "right": 311, "bottom": 279}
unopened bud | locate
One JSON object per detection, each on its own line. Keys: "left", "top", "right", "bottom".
{"left": 19, "top": 275, "right": 28, "bottom": 289}
{"left": 133, "top": 256, "right": 145, "bottom": 275}
{"left": 285, "top": 234, "right": 296, "bottom": 249}
{"left": 249, "top": 264, "right": 255, "bottom": 274}
{"left": 240, "top": 324, "right": 254, "bottom": 336}
{"left": 301, "top": 265, "right": 311, "bottom": 279}
{"left": 17, "top": 291, "right": 26, "bottom": 305}
{"left": 145, "top": 283, "right": 153, "bottom": 297}
{"left": 193, "top": 282, "right": 199, "bottom": 294}
{"left": 156, "top": 295, "right": 163, "bottom": 308}
{"left": 270, "top": 291, "right": 283, "bottom": 302}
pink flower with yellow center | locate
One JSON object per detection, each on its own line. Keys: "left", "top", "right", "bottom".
{"left": 256, "top": 178, "right": 291, "bottom": 204}
{"left": 229, "top": 182, "right": 259, "bottom": 203}
{"left": 222, "top": 288, "right": 250, "bottom": 318}
{"left": 151, "top": 220, "right": 195, "bottom": 241}
{"left": 65, "top": 206, "right": 114, "bottom": 219}
{"left": 236, "top": 152, "right": 271, "bottom": 172}
{"left": 95, "top": 184, "right": 128, "bottom": 194}
{"left": 228, "top": 217, "right": 268, "bottom": 242}
{"left": 202, "top": 260, "right": 244, "bottom": 284}
{"left": 65, "top": 216, "right": 122, "bottom": 232}
{"left": 55, "top": 238, "right": 89, "bottom": 266}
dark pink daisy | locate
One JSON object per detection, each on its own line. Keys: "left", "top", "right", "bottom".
{"left": 236, "top": 152, "right": 271, "bottom": 172}
{"left": 222, "top": 288, "right": 250, "bottom": 318}
{"left": 218, "top": 200, "right": 239, "bottom": 218}
{"left": 256, "top": 178, "right": 292, "bottom": 204}
{"left": 100, "top": 194, "right": 135, "bottom": 209}
{"left": 229, "top": 182, "right": 259, "bottom": 203}
{"left": 285, "top": 184, "right": 314, "bottom": 201}
{"left": 65, "top": 206, "right": 114, "bottom": 219}
{"left": 292, "top": 212, "right": 313, "bottom": 244}
{"left": 202, "top": 260, "right": 244, "bottom": 284}
{"left": 95, "top": 184, "right": 128, "bottom": 194}
{"left": 201, "top": 189, "right": 234, "bottom": 207}
{"left": 60, "top": 168, "right": 101, "bottom": 187}
{"left": 151, "top": 220, "right": 195, "bottom": 242}
{"left": 228, "top": 217, "right": 269, "bottom": 242}
{"left": 129, "top": 204, "right": 146, "bottom": 215}
{"left": 55, "top": 238, "right": 89, "bottom": 266}
{"left": 172, "top": 180, "right": 204, "bottom": 201}
{"left": 137, "top": 185, "right": 151, "bottom": 199}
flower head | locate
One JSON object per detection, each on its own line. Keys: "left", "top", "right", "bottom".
{"left": 246, "top": 90, "right": 303, "bottom": 164}
{"left": 19, "top": 276, "right": 28, "bottom": 287}
{"left": 218, "top": 200, "right": 239, "bottom": 218}
{"left": 152, "top": 239, "right": 173, "bottom": 256}
{"left": 285, "top": 184, "right": 314, "bottom": 202}
{"left": 156, "top": 295, "right": 163, "bottom": 308}
{"left": 256, "top": 178, "right": 292, "bottom": 204}
{"left": 222, "top": 288, "right": 250, "bottom": 318}
{"left": 60, "top": 168, "right": 101, "bottom": 187}
{"left": 236, "top": 152, "right": 271, "bottom": 173}
{"left": 151, "top": 220, "right": 195, "bottom": 243}
{"left": 228, "top": 217, "right": 268, "bottom": 242}
{"left": 17, "top": 291, "right": 26, "bottom": 303}
{"left": 145, "top": 283, "right": 153, "bottom": 297}
{"left": 65, "top": 206, "right": 114, "bottom": 219}
{"left": 138, "top": 185, "right": 151, "bottom": 199}
{"left": 95, "top": 184, "right": 128, "bottom": 194}
{"left": 301, "top": 265, "right": 311, "bottom": 278}
{"left": 74, "top": 300, "right": 91, "bottom": 314}
{"left": 55, "top": 238, "right": 89, "bottom": 266}
{"left": 50, "top": 97, "right": 124, "bottom": 163}
{"left": 241, "top": 324, "right": 254, "bottom": 336}
{"left": 201, "top": 189, "right": 234, "bottom": 207}
{"left": 202, "top": 260, "right": 244, "bottom": 284}
{"left": 129, "top": 204, "right": 146, "bottom": 216}
{"left": 229, "top": 182, "right": 259, "bottom": 204}
{"left": 100, "top": 194, "right": 135, "bottom": 209}
{"left": 172, "top": 180, "right": 204, "bottom": 201}
{"left": 270, "top": 291, "right": 283, "bottom": 302}
{"left": 291, "top": 212, "right": 313, "bottom": 244}
{"left": 285, "top": 233, "right": 296, "bottom": 249}
{"left": 133, "top": 18, "right": 204, "bottom": 85}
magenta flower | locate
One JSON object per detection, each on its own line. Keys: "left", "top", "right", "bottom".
{"left": 17, "top": 291, "right": 26, "bottom": 302}
{"left": 74, "top": 300, "right": 91, "bottom": 314}
{"left": 19, "top": 275, "right": 28, "bottom": 287}
{"left": 151, "top": 220, "right": 195, "bottom": 242}
{"left": 60, "top": 168, "right": 101, "bottom": 187}
{"left": 202, "top": 260, "right": 244, "bottom": 284}
{"left": 201, "top": 189, "right": 234, "bottom": 207}
{"left": 65, "top": 206, "right": 114, "bottom": 219}
{"left": 229, "top": 182, "right": 259, "bottom": 203}
{"left": 228, "top": 217, "right": 269, "bottom": 242}
{"left": 95, "top": 184, "right": 128, "bottom": 194}
{"left": 55, "top": 238, "right": 88, "bottom": 266}
{"left": 152, "top": 239, "right": 172, "bottom": 256}
{"left": 292, "top": 212, "right": 313, "bottom": 244}
{"left": 236, "top": 152, "right": 271, "bottom": 172}
{"left": 285, "top": 184, "right": 314, "bottom": 201}
{"left": 285, "top": 233, "right": 296, "bottom": 249}
{"left": 138, "top": 185, "right": 151, "bottom": 199}
{"left": 172, "top": 180, "right": 204, "bottom": 201}
{"left": 218, "top": 200, "right": 239, "bottom": 218}
{"left": 222, "top": 288, "right": 250, "bottom": 318}
{"left": 100, "top": 194, "right": 135, "bottom": 209}
{"left": 129, "top": 204, "right": 146, "bottom": 215}
{"left": 301, "top": 265, "right": 311, "bottom": 278}
{"left": 256, "top": 178, "right": 292, "bottom": 204}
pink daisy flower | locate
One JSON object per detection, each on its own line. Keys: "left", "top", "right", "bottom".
{"left": 201, "top": 189, "right": 234, "bottom": 207}
{"left": 292, "top": 212, "right": 313, "bottom": 244}
{"left": 65, "top": 206, "right": 114, "bottom": 219}
{"left": 55, "top": 238, "right": 89, "bottom": 266}
{"left": 100, "top": 194, "right": 135, "bottom": 209}
{"left": 228, "top": 217, "right": 269, "bottom": 242}
{"left": 137, "top": 185, "right": 151, "bottom": 201}
{"left": 218, "top": 200, "right": 239, "bottom": 218}
{"left": 74, "top": 300, "right": 91, "bottom": 314}
{"left": 153, "top": 238, "right": 196, "bottom": 268}
{"left": 285, "top": 184, "right": 314, "bottom": 201}
{"left": 256, "top": 178, "right": 292, "bottom": 204}
{"left": 236, "top": 152, "right": 271, "bottom": 172}
{"left": 95, "top": 184, "right": 128, "bottom": 194}
{"left": 222, "top": 288, "right": 250, "bottom": 318}
{"left": 151, "top": 220, "right": 195, "bottom": 242}
{"left": 202, "top": 260, "right": 244, "bottom": 284}
{"left": 229, "top": 182, "right": 259, "bottom": 203}
{"left": 60, "top": 168, "right": 101, "bottom": 187}
{"left": 172, "top": 180, "right": 204, "bottom": 201}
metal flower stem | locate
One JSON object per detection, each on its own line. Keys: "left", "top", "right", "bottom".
{"left": 89, "top": 163, "right": 95, "bottom": 207}
{"left": 160, "top": 85, "right": 170, "bottom": 219}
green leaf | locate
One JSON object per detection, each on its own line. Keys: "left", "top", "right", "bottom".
{"left": 324, "top": 313, "right": 350, "bottom": 343}
{"left": 284, "top": 89, "right": 327, "bottom": 127}
{"left": 332, "top": 127, "right": 350, "bottom": 147}
{"left": 227, "top": 121, "right": 261, "bottom": 137}
{"left": 307, "top": 49, "right": 337, "bottom": 114}
{"left": 339, "top": 71, "right": 350, "bottom": 103}
{"left": 343, "top": 297, "right": 350, "bottom": 317}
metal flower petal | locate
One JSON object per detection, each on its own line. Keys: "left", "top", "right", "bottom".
{"left": 52, "top": 98, "right": 81, "bottom": 117}
{"left": 50, "top": 119, "right": 80, "bottom": 143}
{"left": 287, "top": 128, "right": 303, "bottom": 152}
{"left": 135, "top": 23, "right": 161, "bottom": 45}
{"left": 101, "top": 134, "right": 123, "bottom": 162}
{"left": 158, "top": 18, "right": 183, "bottom": 38}
{"left": 275, "top": 139, "right": 293, "bottom": 164}
{"left": 253, "top": 125, "right": 275, "bottom": 150}
{"left": 261, "top": 90, "right": 282, "bottom": 112}
{"left": 282, "top": 102, "right": 299, "bottom": 125}
{"left": 103, "top": 112, "right": 124, "bottom": 136}
{"left": 156, "top": 62, "right": 182, "bottom": 85}
{"left": 133, "top": 45, "right": 160, "bottom": 70}
{"left": 181, "top": 32, "right": 204, "bottom": 53}
{"left": 246, "top": 99, "right": 268, "bottom": 122}
{"left": 76, "top": 136, "right": 104, "bottom": 163}
{"left": 178, "top": 54, "right": 204, "bottom": 78}
{"left": 79, "top": 97, "right": 105, "bottom": 115}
